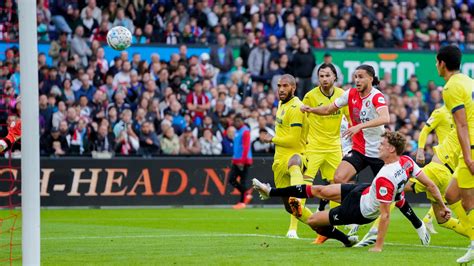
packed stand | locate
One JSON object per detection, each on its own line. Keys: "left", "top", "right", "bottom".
{"left": 1, "top": 0, "right": 474, "bottom": 50}
{"left": 0, "top": 0, "right": 454, "bottom": 158}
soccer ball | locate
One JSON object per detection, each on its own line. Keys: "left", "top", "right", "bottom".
{"left": 107, "top": 26, "right": 132, "bottom": 51}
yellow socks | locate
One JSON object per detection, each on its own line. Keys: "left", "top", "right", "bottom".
{"left": 288, "top": 165, "right": 313, "bottom": 224}
{"left": 289, "top": 214, "right": 299, "bottom": 231}
{"left": 439, "top": 217, "right": 469, "bottom": 238}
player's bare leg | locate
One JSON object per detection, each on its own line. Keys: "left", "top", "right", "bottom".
{"left": 333, "top": 161, "right": 357, "bottom": 184}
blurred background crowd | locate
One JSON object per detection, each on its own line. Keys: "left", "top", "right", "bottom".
{"left": 0, "top": 0, "right": 463, "bottom": 159}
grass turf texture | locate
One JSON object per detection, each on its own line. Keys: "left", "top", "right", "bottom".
{"left": 0, "top": 207, "right": 467, "bottom": 265}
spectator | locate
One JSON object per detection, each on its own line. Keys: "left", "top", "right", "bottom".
{"left": 263, "top": 13, "right": 283, "bottom": 39}
{"left": 179, "top": 126, "right": 201, "bottom": 155}
{"left": 239, "top": 32, "right": 256, "bottom": 69}
{"left": 247, "top": 39, "right": 271, "bottom": 77}
{"left": 39, "top": 95, "right": 53, "bottom": 133}
{"left": 292, "top": 38, "right": 316, "bottom": 99}
{"left": 81, "top": 0, "right": 102, "bottom": 23}
{"left": 69, "top": 118, "right": 90, "bottom": 155}
{"left": 375, "top": 27, "right": 398, "bottom": 48}
{"left": 75, "top": 74, "right": 96, "bottom": 102}
{"left": 138, "top": 121, "right": 160, "bottom": 156}
{"left": 210, "top": 34, "right": 234, "bottom": 85}
{"left": 199, "top": 128, "right": 222, "bottom": 155}
{"left": 221, "top": 126, "right": 235, "bottom": 155}
{"left": 112, "top": 7, "right": 134, "bottom": 33}
{"left": 70, "top": 26, "right": 92, "bottom": 67}
{"left": 160, "top": 126, "right": 180, "bottom": 155}
{"left": 40, "top": 126, "right": 69, "bottom": 157}
{"left": 52, "top": 101, "right": 67, "bottom": 129}
{"left": 252, "top": 128, "right": 274, "bottom": 153}
{"left": 113, "top": 109, "right": 139, "bottom": 155}
{"left": 186, "top": 81, "right": 210, "bottom": 125}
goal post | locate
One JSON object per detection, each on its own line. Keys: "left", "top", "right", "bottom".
{"left": 18, "top": 0, "right": 41, "bottom": 264}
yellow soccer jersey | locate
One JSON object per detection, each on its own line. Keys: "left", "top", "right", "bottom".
{"left": 442, "top": 73, "right": 474, "bottom": 149}
{"left": 303, "top": 86, "right": 349, "bottom": 152}
{"left": 418, "top": 105, "right": 454, "bottom": 149}
{"left": 273, "top": 96, "right": 308, "bottom": 158}
{"left": 433, "top": 130, "right": 460, "bottom": 172}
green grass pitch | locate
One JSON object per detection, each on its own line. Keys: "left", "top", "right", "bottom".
{"left": 0, "top": 207, "right": 468, "bottom": 265}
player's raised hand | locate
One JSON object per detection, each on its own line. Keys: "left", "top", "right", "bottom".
{"left": 300, "top": 105, "right": 311, "bottom": 113}
{"left": 415, "top": 148, "right": 425, "bottom": 165}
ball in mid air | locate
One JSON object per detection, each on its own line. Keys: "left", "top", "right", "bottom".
{"left": 107, "top": 26, "right": 132, "bottom": 51}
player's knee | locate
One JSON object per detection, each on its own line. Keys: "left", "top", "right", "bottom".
{"left": 288, "top": 155, "right": 302, "bottom": 168}
{"left": 333, "top": 173, "right": 347, "bottom": 184}
{"left": 307, "top": 215, "right": 319, "bottom": 228}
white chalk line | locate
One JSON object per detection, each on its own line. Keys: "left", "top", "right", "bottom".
{"left": 42, "top": 233, "right": 467, "bottom": 251}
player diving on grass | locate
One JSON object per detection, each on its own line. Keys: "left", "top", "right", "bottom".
{"left": 0, "top": 114, "right": 21, "bottom": 153}
{"left": 253, "top": 131, "right": 451, "bottom": 251}
{"left": 434, "top": 45, "right": 474, "bottom": 264}
{"left": 301, "top": 63, "right": 351, "bottom": 243}
{"left": 260, "top": 74, "right": 312, "bottom": 238}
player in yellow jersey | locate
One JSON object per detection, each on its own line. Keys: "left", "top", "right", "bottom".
{"left": 301, "top": 63, "right": 350, "bottom": 243}
{"left": 416, "top": 105, "right": 454, "bottom": 233}
{"left": 436, "top": 45, "right": 474, "bottom": 264}
{"left": 261, "top": 74, "right": 313, "bottom": 235}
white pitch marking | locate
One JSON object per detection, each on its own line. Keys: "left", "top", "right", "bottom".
{"left": 41, "top": 233, "right": 467, "bottom": 250}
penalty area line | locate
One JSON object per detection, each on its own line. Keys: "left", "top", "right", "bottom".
{"left": 41, "top": 233, "right": 467, "bottom": 250}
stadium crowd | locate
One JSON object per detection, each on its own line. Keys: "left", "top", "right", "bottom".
{"left": 0, "top": 0, "right": 461, "bottom": 157}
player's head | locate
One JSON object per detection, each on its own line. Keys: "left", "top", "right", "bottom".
{"left": 233, "top": 113, "right": 244, "bottom": 128}
{"left": 318, "top": 63, "right": 337, "bottom": 90}
{"left": 277, "top": 74, "right": 296, "bottom": 102}
{"left": 436, "top": 45, "right": 461, "bottom": 77}
{"left": 379, "top": 131, "right": 406, "bottom": 159}
{"left": 354, "top": 64, "right": 379, "bottom": 93}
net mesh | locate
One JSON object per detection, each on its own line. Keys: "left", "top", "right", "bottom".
{"left": 0, "top": 3, "right": 21, "bottom": 263}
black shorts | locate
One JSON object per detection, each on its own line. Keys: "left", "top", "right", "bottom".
{"left": 343, "top": 150, "right": 384, "bottom": 177}
{"left": 328, "top": 184, "right": 375, "bottom": 226}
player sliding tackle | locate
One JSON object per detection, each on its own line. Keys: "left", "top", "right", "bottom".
{"left": 253, "top": 131, "right": 450, "bottom": 251}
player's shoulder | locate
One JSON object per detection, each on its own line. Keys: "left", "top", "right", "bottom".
{"left": 334, "top": 87, "right": 345, "bottom": 96}
{"left": 445, "top": 73, "right": 473, "bottom": 91}
{"left": 399, "top": 155, "right": 416, "bottom": 170}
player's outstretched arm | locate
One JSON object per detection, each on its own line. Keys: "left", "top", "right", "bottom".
{"left": 301, "top": 103, "right": 339, "bottom": 116}
{"left": 416, "top": 172, "right": 451, "bottom": 219}
{"left": 370, "top": 202, "right": 391, "bottom": 252}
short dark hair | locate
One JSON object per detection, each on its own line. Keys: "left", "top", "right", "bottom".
{"left": 317, "top": 63, "right": 338, "bottom": 81}
{"left": 382, "top": 131, "right": 406, "bottom": 156}
{"left": 356, "top": 64, "right": 380, "bottom": 86}
{"left": 437, "top": 45, "right": 461, "bottom": 71}
{"left": 234, "top": 113, "right": 244, "bottom": 121}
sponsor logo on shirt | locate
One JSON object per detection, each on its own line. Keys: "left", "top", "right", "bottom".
{"left": 379, "top": 186, "right": 388, "bottom": 196}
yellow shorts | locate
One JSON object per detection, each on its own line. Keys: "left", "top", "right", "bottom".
{"left": 453, "top": 150, "right": 474, "bottom": 189}
{"left": 304, "top": 151, "right": 342, "bottom": 182}
{"left": 411, "top": 162, "right": 450, "bottom": 202}
{"left": 272, "top": 153, "right": 308, "bottom": 188}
